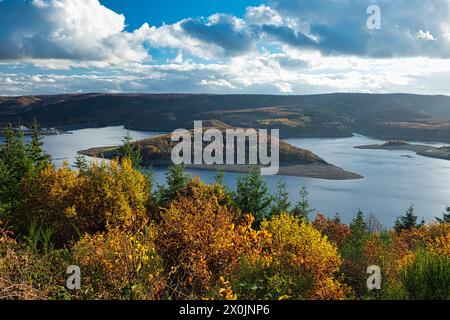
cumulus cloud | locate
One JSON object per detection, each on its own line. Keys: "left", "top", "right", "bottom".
{"left": 267, "top": 0, "right": 450, "bottom": 58}
{"left": 141, "top": 14, "right": 256, "bottom": 59}
{"left": 139, "top": 1, "right": 450, "bottom": 59}
{"left": 5, "top": 51, "right": 450, "bottom": 96}
{"left": 2, "top": 0, "right": 450, "bottom": 96}
{"left": 0, "top": 0, "right": 150, "bottom": 67}
{"left": 245, "top": 5, "right": 283, "bottom": 26}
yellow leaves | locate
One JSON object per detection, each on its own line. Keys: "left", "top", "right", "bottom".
{"left": 155, "top": 179, "right": 263, "bottom": 299}
{"left": 64, "top": 206, "right": 77, "bottom": 219}
{"left": 72, "top": 226, "right": 164, "bottom": 300}
{"left": 259, "top": 213, "right": 347, "bottom": 300}
{"left": 429, "top": 233, "right": 450, "bottom": 258}
{"left": 18, "top": 158, "right": 151, "bottom": 246}
{"left": 218, "top": 277, "right": 237, "bottom": 300}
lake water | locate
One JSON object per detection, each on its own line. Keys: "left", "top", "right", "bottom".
{"left": 35, "top": 126, "right": 450, "bottom": 226}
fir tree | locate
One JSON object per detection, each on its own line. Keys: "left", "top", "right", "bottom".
{"left": 333, "top": 213, "right": 342, "bottom": 224}
{"left": 27, "top": 119, "right": 51, "bottom": 169}
{"left": 215, "top": 171, "right": 225, "bottom": 186}
{"left": 436, "top": 207, "right": 450, "bottom": 224}
{"left": 269, "top": 181, "right": 291, "bottom": 216}
{"left": 119, "top": 132, "right": 142, "bottom": 168}
{"left": 342, "top": 210, "right": 369, "bottom": 296}
{"left": 0, "top": 124, "right": 33, "bottom": 223}
{"left": 234, "top": 168, "right": 273, "bottom": 226}
{"left": 74, "top": 154, "right": 89, "bottom": 172}
{"left": 394, "top": 205, "right": 420, "bottom": 233}
{"left": 292, "top": 187, "right": 314, "bottom": 222}
{"left": 349, "top": 209, "right": 368, "bottom": 238}
{"left": 156, "top": 164, "right": 190, "bottom": 206}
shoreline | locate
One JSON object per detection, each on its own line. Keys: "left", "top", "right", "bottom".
{"left": 78, "top": 146, "right": 364, "bottom": 181}
{"left": 355, "top": 143, "right": 450, "bottom": 161}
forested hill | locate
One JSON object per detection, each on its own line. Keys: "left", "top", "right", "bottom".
{"left": 1, "top": 93, "right": 450, "bottom": 142}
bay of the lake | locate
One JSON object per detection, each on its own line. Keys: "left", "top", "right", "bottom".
{"left": 33, "top": 126, "right": 450, "bottom": 226}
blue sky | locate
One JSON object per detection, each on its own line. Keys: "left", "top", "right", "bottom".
{"left": 100, "top": 0, "right": 262, "bottom": 30}
{"left": 1, "top": 0, "right": 450, "bottom": 96}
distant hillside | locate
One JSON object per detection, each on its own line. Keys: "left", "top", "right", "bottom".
{"left": 1, "top": 93, "right": 450, "bottom": 142}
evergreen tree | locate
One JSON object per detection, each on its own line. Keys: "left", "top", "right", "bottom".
{"left": 0, "top": 124, "right": 33, "bottom": 181}
{"left": 436, "top": 207, "right": 450, "bottom": 224}
{"left": 0, "top": 159, "right": 12, "bottom": 218}
{"left": 292, "top": 187, "right": 314, "bottom": 222}
{"left": 215, "top": 171, "right": 225, "bottom": 186}
{"left": 394, "top": 205, "right": 420, "bottom": 233}
{"left": 350, "top": 210, "right": 368, "bottom": 235}
{"left": 269, "top": 181, "right": 291, "bottom": 216}
{"left": 234, "top": 169, "right": 273, "bottom": 226}
{"left": 74, "top": 154, "right": 89, "bottom": 172}
{"left": 119, "top": 132, "right": 142, "bottom": 168}
{"left": 156, "top": 164, "right": 190, "bottom": 206}
{"left": 0, "top": 125, "right": 33, "bottom": 223}
{"left": 27, "top": 119, "right": 50, "bottom": 169}
{"left": 342, "top": 210, "right": 370, "bottom": 296}
{"left": 333, "top": 213, "right": 342, "bottom": 224}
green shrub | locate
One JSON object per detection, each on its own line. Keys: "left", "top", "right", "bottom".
{"left": 401, "top": 250, "right": 450, "bottom": 300}
{"left": 232, "top": 257, "right": 313, "bottom": 300}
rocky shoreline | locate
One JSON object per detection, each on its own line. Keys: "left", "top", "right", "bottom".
{"left": 355, "top": 141, "right": 450, "bottom": 161}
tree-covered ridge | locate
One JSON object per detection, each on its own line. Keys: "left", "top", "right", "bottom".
{"left": 0, "top": 127, "right": 449, "bottom": 300}
{"left": 3, "top": 93, "right": 450, "bottom": 143}
{"left": 80, "top": 128, "right": 324, "bottom": 165}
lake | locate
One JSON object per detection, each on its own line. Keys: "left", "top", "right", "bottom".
{"left": 36, "top": 126, "right": 450, "bottom": 227}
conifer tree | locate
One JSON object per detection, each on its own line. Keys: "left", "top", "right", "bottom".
{"left": 234, "top": 168, "right": 273, "bottom": 226}
{"left": 215, "top": 171, "right": 225, "bottom": 186}
{"left": 156, "top": 164, "right": 190, "bottom": 206}
{"left": 74, "top": 154, "right": 89, "bottom": 172}
{"left": 333, "top": 213, "right": 342, "bottom": 224}
{"left": 119, "top": 132, "right": 142, "bottom": 168}
{"left": 0, "top": 124, "right": 33, "bottom": 223}
{"left": 27, "top": 119, "right": 51, "bottom": 169}
{"left": 292, "top": 187, "right": 314, "bottom": 222}
{"left": 436, "top": 207, "right": 450, "bottom": 224}
{"left": 269, "top": 181, "right": 291, "bottom": 216}
{"left": 350, "top": 209, "right": 368, "bottom": 235}
{"left": 394, "top": 205, "right": 420, "bottom": 233}
{"left": 341, "top": 209, "right": 370, "bottom": 296}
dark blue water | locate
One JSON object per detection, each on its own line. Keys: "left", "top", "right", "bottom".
{"left": 32, "top": 126, "right": 450, "bottom": 226}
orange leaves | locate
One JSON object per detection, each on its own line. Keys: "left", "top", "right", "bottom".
{"left": 362, "top": 223, "right": 450, "bottom": 290}
{"left": 6, "top": 152, "right": 449, "bottom": 300}
{"left": 64, "top": 172, "right": 349, "bottom": 300}
{"left": 312, "top": 213, "right": 352, "bottom": 247}
{"left": 155, "top": 179, "right": 265, "bottom": 299}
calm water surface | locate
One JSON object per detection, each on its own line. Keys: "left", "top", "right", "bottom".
{"left": 38, "top": 126, "right": 450, "bottom": 226}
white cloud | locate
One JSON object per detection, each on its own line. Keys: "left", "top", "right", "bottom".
{"left": 0, "top": 0, "right": 150, "bottom": 67}
{"left": 245, "top": 5, "right": 283, "bottom": 26}
{"left": 417, "top": 30, "right": 437, "bottom": 41}
{"left": 2, "top": 1, "right": 450, "bottom": 96}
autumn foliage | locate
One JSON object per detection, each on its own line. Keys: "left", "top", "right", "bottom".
{"left": 260, "top": 213, "right": 349, "bottom": 299}
{"left": 16, "top": 159, "right": 149, "bottom": 246}
{"left": 155, "top": 178, "right": 269, "bottom": 299}
{"left": 0, "top": 130, "right": 449, "bottom": 300}
{"left": 72, "top": 226, "right": 165, "bottom": 300}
